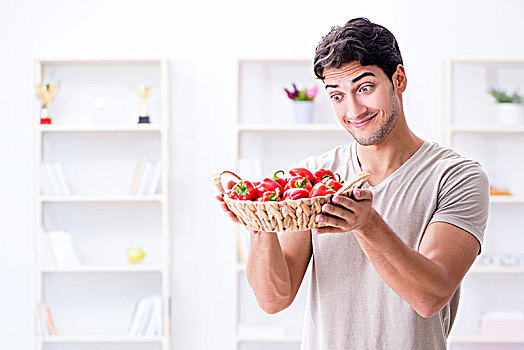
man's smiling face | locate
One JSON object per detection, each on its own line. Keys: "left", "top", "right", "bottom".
{"left": 324, "top": 61, "right": 402, "bottom": 146}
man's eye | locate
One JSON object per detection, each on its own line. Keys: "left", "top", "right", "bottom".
{"left": 330, "top": 94, "right": 343, "bottom": 102}
{"left": 359, "top": 85, "right": 373, "bottom": 93}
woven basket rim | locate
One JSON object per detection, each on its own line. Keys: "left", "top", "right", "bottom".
{"left": 224, "top": 192, "right": 335, "bottom": 204}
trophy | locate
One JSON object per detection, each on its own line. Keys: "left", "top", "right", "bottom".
{"left": 133, "top": 84, "right": 152, "bottom": 124}
{"left": 37, "top": 83, "right": 59, "bottom": 124}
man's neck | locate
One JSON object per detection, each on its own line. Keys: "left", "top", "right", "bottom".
{"left": 356, "top": 120, "right": 424, "bottom": 187}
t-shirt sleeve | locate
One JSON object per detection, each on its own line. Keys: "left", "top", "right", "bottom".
{"left": 429, "top": 160, "right": 490, "bottom": 253}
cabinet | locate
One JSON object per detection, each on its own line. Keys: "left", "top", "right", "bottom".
{"left": 32, "top": 59, "right": 171, "bottom": 350}
{"left": 232, "top": 58, "right": 354, "bottom": 350}
{"left": 443, "top": 59, "right": 524, "bottom": 349}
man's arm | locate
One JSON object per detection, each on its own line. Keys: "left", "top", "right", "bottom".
{"left": 216, "top": 192, "right": 312, "bottom": 314}
{"left": 246, "top": 229, "right": 312, "bottom": 314}
{"left": 315, "top": 189, "right": 479, "bottom": 318}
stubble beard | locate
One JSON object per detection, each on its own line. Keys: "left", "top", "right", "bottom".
{"left": 349, "top": 89, "right": 400, "bottom": 146}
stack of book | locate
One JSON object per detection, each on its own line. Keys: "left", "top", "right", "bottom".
{"left": 39, "top": 230, "right": 80, "bottom": 268}
{"left": 35, "top": 302, "right": 57, "bottom": 336}
{"left": 128, "top": 295, "right": 164, "bottom": 336}
{"left": 39, "top": 161, "right": 70, "bottom": 196}
{"left": 130, "top": 160, "right": 163, "bottom": 195}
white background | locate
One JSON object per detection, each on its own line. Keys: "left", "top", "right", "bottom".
{"left": 2, "top": 0, "right": 524, "bottom": 349}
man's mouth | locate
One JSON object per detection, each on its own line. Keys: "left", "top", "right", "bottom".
{"left": 349, "top": 113, "right": 377, "bottom": 128}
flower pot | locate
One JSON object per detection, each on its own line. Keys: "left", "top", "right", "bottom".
{"left": 495, "top": 103, "right": 524, "bottom": 127}
{"left": 293, "top": 101, "right": 314, "bottom": 124}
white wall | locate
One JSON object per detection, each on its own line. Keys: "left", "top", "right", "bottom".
{"left": 1, "top": 0, "right": 524, "bottom": 349}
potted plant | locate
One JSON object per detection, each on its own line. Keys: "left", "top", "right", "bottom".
{"left": 488, "top": 87, "right": 524, "bottom": 127}
{"left": 284, "top": 83, "right": 319, "bottom": 124}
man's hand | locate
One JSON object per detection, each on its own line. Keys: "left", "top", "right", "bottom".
{"left": 313, "top": 187, "right": 376, "bottom": 234}
{"left": 215, "top": 180, "right": 240, "bottom": 223}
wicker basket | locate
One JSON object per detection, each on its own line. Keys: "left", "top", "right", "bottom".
{"left": 213, "top": 170, "right": 370, "bottom": 232}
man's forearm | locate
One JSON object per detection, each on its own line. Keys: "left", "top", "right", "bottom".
{"left": 246, "top": 231, "right": 292, "bottom": 314}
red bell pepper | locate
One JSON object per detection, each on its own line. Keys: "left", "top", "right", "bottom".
{"left": 289, "top": 168, "right": 315, "bottom": 184}
{"left": 231, "top": 180, "right": 257, "bottom": 201}
{"left": 283, "top": 188, "right": 309, "bottom": 200}
{"left": 272, "top": 170, "right": 288, "bottom": 189}
{"left": 321, "top": 177, "right": 343, "bottom": 191}
{"left": 256, "top": 178, "right": 283, "bottom": 195}
{"left": 285, "top": 176, "right": 313, "bottom": 192}
{"left": 260, "top": 188, "right": 281, "bottom": 201}
{"left": 314, "top": 169, "right": 335, "bottom": 184}
{"left": 309, "top": 182, "right": 336, "bottom": 198}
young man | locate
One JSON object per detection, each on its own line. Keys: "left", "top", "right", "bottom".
{"left": 218, "top": 18, "right": 489, "bottom": 349}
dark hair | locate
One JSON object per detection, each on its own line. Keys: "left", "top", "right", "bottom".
{"left": 313, "top": 18, "right": 403, "bottom": 83}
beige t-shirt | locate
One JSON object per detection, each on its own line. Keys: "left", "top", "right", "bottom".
{"left": 297, "top": 141, "right": 489, "bottom": 350}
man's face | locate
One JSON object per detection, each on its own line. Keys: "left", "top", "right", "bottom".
{"left": 324, "top": 62, "right": 401, "bottom": 146}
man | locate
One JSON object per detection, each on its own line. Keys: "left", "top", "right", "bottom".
{"left": 218, "top": 18, "right": 489, "bottom": 349}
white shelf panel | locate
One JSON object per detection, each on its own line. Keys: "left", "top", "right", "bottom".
{"left": 39, "top": 195, "right": 164, "bottom": 203}
{"left": 37, "top": 124, "right": 164, "bottom": 133}
{"left": 490, "top": 196, "right": 524, "bottom": 203}
{"left": 448, "top": 333, "right": 524, "bottom": 343}
{"left": 236, "top": 263, "right": 246, "bottom": 272}
{"left": 38, "top": 265, "right": 164, "bottom": 273}
{"left": 450, "top": 126, "right": 524, "bottom": 134}
{"left": 237, "top": 329, "right": 301, "bottom": 343}
{"left": 39, "top": 335, "right": 164, "bottom": 343}
{"left": 470, "top": 266, "right": 524, "bottom": 274}
{"left": 237, "top": 123, "right": 345, "bottom": 132}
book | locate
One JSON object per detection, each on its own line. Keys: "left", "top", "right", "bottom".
{"left": 148, "top": 162, "right": 163, "bottom": 195}
{"left": 52, "top": 162, "right": 71, "bottom": 195}
{"left": 35, "top": 303, "right": 56, "bottom": 336}
{"left": 130, "top": 161, "right": 144, "bottom": 194}
{"left": 145, "top": 295, "right": 163, "bottom": 336}
{"left": 39, "top": 162, "right": 70, "bottom": 196}
{"left": 47, "top": 231, "right": 80, "bottom": 268}
{"left": 43, "top": 304, "right": 57, "bottom": 335}
{"left": 128, "top": 295, "right": 163, "bottom": 336}
{"left": 136, "top": 161, "right": 152, "bottom": 195}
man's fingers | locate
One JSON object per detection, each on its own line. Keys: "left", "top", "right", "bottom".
{"left": 313, "top": 226, "right": 347, "bottom": 234}
{"left": 352, "top": 188, "right": 373, "bottom": 201}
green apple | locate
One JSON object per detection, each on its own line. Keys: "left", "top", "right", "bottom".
{"left": 127, "top": 247, "right": 146, "bottom": 263}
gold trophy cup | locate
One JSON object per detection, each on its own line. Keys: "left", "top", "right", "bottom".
{"left": 37, "top": 83, "right": 59, "bottom": 124}
{"left": 133, "top": 84, "right": 152, "bottom": 124}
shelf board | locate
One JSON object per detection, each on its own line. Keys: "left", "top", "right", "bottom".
{"left": 237, "top": 124, "right": 345, "bottom": 132}
{"left": 490, "top": 195, "right": 524, "bottom": 204}
{"left": 36, "top": 124, "right": 164, "bottom": 133}
{"left": 237, "top": 329, "right": 301, "bottom": 343}
{"left": 38, "top": 265, "right": 164, "bottom": 273}
{"left": 448, "top": 333, "right": 524, "bottom": 343}
{"left": 469, "top": 266, "right": 524, "bottom": 274}
{"left": 39, "top": 335, "right": 164, "bottom": 343}
{"left": 236, "top": 263, "right": 246, "bottom": 272}
{"left": 39, "top": 195, "right": 164, "bottom": 203}
{"left": 450, "top": 126, "right": 524, "bottom": 134}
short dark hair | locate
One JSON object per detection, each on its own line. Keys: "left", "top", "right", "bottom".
{"left": 313, "top": 18, "right": 403, "bottom": 83}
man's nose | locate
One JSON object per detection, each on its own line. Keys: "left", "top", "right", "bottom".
{"left": 345, "top": 95, "right": 367, "bottom": 120}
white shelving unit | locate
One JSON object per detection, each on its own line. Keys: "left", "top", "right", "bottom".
{"left": 443, "top": 58, "right": 524, "bottom": 349}
{"left": 232, "top": 57, "right": 354, "bottom": 350}
{"left": 32, "top": 58, "right": 171, "bottom": 350}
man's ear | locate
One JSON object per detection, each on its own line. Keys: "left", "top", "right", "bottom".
{"left": 393, "top": 65, "right": 407, "bottom": 93}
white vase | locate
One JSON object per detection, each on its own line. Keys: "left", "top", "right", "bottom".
{"left": 293, "top": 101, "right": 314, "bottom": 124}
{"left": 495, "top": 103, "right": 524, "bottom": 127}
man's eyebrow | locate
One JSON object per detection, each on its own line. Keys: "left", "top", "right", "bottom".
{"left": 352, "top": 72, "right": 376, "bottom": 83}
{"left": 324, "top": 72, "right": 376, "bottom": 89}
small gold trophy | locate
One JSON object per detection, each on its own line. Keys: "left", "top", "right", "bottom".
{"left": 133, "top": 84, "right": 152, "bottom": 124}
{"left": 37, "top": 83, "right": 59, "bottom": 124}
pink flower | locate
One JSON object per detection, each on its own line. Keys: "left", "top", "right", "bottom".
{"left": 306, "top": 85, "right": 318, "bottom": 99}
